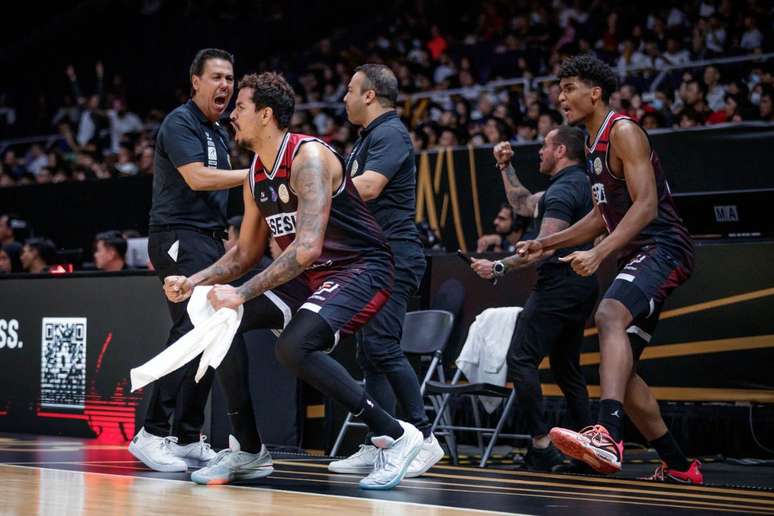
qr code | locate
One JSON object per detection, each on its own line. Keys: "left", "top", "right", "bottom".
{"left": 40, "top": 317, "right": 87, "bottom": 410}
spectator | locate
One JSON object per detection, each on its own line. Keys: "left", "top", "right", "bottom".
{"left": 741, "top": 16, "right": 764, "bottom": 51}
{"left": 93, "top": 230, "right": 128, "bottom": 271}
{"left": 537, "top": 109, "right": 562, "bottom": 140}
{"left": 23, "top": 144, "right": 48, "bottom": 176}
{"left": 20, "top": 237, "right": 56, "bottom": 273}
{"left": 758, "top": 87, "right": 774, "bottom": 122}
{"left": 707, "top": 93, "right": 744, "bottom": 124}
{"left": 0, "top": 246, "right": 11, "bottom": 273}
{"left": 476, "top": 203, "right": 527, "bottom": 253}
{"left": 703, "top": 66, "right": 726, "bottom": 111}
{"left": 513, "top": 118, "right": 538, "bottom": 144}
{"left": 3, "top": 150, "right": 26, "bottom": 179}
{"left": 108, "top": 97, "right": 144, "bottom": 154}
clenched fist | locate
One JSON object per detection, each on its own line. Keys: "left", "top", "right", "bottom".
{"left": 493, "top": 141, "right": 513, "bottom": 169}
{"left": 164, "top": 275, "right": 193, "bottom": 303}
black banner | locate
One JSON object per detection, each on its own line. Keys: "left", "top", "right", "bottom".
{"left": 0, "top": 273, "right": 298, "bottom": 446}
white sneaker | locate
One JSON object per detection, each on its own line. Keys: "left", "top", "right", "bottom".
{"left": 359, "top": 420, "right": 423, "bottom": 490}
{"left": 328, "top": 444, "right": 379, "bottom": 474}
{"left": 128, "top": 427, "right": 187, "bottom": 472}
{"left": 190, "top": 435, "right": 274, "bottom": 485}
{"left": 169, "top": 434, "right": 217, "bottom": 469}
{"left": 405, "top": 434, "right": 444, "bottom": 478}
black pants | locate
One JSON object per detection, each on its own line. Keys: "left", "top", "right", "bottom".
{"left": 357, "top": 243, "right": 430, "bottom": 437}
{"left": 143, "top": 228, "right": 224, "bottom": 444}
{"left": 507, "top": 265, "right": 598, "bottom": 438}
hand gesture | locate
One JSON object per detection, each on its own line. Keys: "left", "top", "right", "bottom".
{"left": 207, "top": 284, "right": 245, "bottom": 311}
{"left": 471, "top": 258, "right": 495, "bottom": 279}
{"left": 493, "top": 141, "right": 513, "bottom": 169}
{"left": 558, "top": 249, "right": 602, "bottom": 276}
{"left": 515, "top": 239, "right": 544, "bottom": 263}
{"left": 164, "top": 275, "right": 193, "bottom": 303}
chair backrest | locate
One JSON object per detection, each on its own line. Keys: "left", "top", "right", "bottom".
{"left": 400, "top": 309, "right": 454, "bottom": 355}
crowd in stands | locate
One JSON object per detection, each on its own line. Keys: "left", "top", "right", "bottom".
{"left": 0, "top": 0, "right": 772, "bottom": 191}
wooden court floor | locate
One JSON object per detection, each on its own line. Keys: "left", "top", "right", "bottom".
{"left": 1, "top": 434, "right": 773, "bottom": 515}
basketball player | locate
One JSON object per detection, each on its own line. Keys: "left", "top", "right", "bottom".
{"left": 516, "top": 55, "right": 703, "bottom": 484}
{"left": 163, "top": 72, "right": 423, "bottom": 489}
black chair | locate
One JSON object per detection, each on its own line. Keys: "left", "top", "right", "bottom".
{"left": 329, "top": 310, "right": 455, "bottom": 457}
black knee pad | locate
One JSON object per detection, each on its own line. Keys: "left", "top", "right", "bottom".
{"left": 275, "top": 309, "right": 335, "bottom": 371}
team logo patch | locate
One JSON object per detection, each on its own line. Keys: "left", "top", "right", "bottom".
{"left": 278, "top": 184, "right": 290, "bottom": 203}
{"left": 351, "top": 160, "right": 359, "bottom": 176}
{"left": 268, "top": 185, "right": 278, "bottom": 202}
{"left": 593, "top": 157, "right": 603, "bottom": 175}
{"left": 592, "top": 182, "right": 607, "bottom": 205}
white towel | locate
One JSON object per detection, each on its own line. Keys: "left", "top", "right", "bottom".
{"left": 130, "top": 286, "right": 244, "bottom": 392}
{"left": 456, "top": 306, "right": 521, "bottom": 413}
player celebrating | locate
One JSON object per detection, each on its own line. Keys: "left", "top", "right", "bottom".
{"left": 164, "top": 72, "right": 423, "bottom": 490}
{"left": 516, "top": 55, "right": 702, "bottom": 484}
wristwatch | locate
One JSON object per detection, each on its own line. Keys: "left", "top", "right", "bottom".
{"left": 492, "top": 260, "right": 506, "bottom": 277}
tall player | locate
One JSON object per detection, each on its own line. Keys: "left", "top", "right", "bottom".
{"left": 516, "top": 55, "right": 702, "bottom": 484}
{"left": 163, "top": 72, "right": 423, "bottom": 490}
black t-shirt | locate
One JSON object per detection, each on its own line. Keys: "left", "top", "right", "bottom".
{"left": 149, "top": 100, "right": 230, "bottom": 231}
{"left": 537, "top": 164, "right": 594, "bottom": 271}
{"left": 346, "top": 111, "right": 419, "bottom": 245}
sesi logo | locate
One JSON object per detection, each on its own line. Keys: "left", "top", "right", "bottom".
{"left": 0, "top": 319, "right": 22, "bottom": 349}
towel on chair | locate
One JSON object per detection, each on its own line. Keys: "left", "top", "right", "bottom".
{"left": 456, "top": 306, "right": 521, "bottom": 413}
{"left": 130, "top": 286, "right": 244, "bottom": 392}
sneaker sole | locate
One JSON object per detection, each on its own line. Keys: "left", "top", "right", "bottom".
{"left": 327, "top": 463, "right": 374, "bottom": 475}
{"left": 191, "top": 465, "right": 274, "bottom": 485}
{"left": 359, "top": 436, "right": 423, "bottom": 490}
{"left": 404, "top": 443, "right": 445, "bottom": 478}
{"left": 549, "top": 429, "right": 621, "bottom": 474}
{"left": 181, "top": 457, "right": 216, "bottom": 470}
{"left": 128, "top": 443, "right": 187, "bottom": 473}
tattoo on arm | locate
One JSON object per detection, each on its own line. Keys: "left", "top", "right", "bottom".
{"left": 190, "top": 246, "right": 246, "bottom": 286}
{"left": 502, "top": 164, "right": 537, "bottom": 217}
{"left": 236, "top": 146, "right": 331, "bottom": 302}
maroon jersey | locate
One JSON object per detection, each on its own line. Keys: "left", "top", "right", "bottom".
{"left": 586, "top": 111, "right": 694, "bottom": 267}
{"left": 248, "top": 132, "right": 391, "bottom": 288}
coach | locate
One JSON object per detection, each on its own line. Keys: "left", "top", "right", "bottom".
{"left": 129, "top": 48, "right": 246, "bottom": 472}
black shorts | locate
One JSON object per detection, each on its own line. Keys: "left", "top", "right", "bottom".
{"left": 301, "top": 258, "right": 393, "bottom": 345}
{"left": 603, "top": 245, "right": 691, "bottom": 358}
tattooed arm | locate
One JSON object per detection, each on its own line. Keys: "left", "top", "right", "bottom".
{"left": 225, "top": 141, "right": 333, "bottom": 305}
{"left": 494, "top": 141, "right": 543, "bottom": 218}
{"left": 163, "top": 175, "right": 268, "bottom": 303}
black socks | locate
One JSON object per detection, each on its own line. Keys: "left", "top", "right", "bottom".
{"left": 355, "top": 393, "right": 404, "bottom": 440}
{"left": 651, "top": 431, "right": 691, "bottom": 471}
{"left": 598, "top": 399, "right": 624, "bottom": 442}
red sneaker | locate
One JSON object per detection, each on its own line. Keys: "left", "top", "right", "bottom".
{"left": 645, "top": 459, "right": 703, "bottom": 484}
{"left": 550, "top": 425, "right": 623, "bottom": 474}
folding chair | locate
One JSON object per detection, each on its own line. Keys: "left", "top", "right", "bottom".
{"left": 329, "top": 309, "right": 455, "bottom": 457}
{"left": 426, "top": 350, "right": 530, "bottom": 467}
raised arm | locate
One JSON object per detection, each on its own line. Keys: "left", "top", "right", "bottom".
{"left": 228, "top": 142, "right": 334, "bottom": 305}
{"left": 163, "top": 175, "right": 269, "bottom": 302}
{"left": 494, "top": 141, "right": 543, "bottom": 218}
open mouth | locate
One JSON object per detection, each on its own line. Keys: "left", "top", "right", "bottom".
{"left": 214, "top": 93, "right": 228, "bottom": 109}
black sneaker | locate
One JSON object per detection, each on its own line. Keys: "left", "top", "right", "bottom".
{"left": 524, "top": 443, "right": 565, "bottom": 472}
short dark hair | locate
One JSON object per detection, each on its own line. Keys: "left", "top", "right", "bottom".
{"left": 95, "top": 230, "right": 127, "bottom": 260}
{"left": 190, "top": 48, "right": 234, "bottom": 79}
{"left": 238, "top": 72, "right": 296, "bottom": 129}
{"left": 354, "top": 64, "right": 399, "bottom": 108}
{"left": 24, "top": 237, "right": 56, "bottom": 265}
{"left": 551, "top": 125, "right": 585, "bottom": 162}
{"left": 558, "top": 54, "right": 619, "bottom": 103}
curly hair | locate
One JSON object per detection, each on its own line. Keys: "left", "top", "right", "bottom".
{"left": 558, "top": 55, "right": 618, "bottom": 103}
{"left": 238, "top": 72, "right": 296, "bottom": 129}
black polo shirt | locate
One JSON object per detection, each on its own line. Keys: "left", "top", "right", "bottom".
{"left": 149, "top": 100, "right": 230, "bottom": 232}
{"left": 346, "top": 111, "right": 419, "bottom": 244}
{"left": 536, "top": 164, "right": 594, "bottom": 271}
